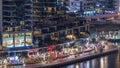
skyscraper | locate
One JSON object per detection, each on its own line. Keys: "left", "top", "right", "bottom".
{"left": 0, "top": 0, "right": 67, "bottom": 48}
{"left": 67, "top": 0, "right": 118, "bottom": 16}
{"left": 67, "top": 0, "right": 96, "bottom": 16}
{"left": 96, "top": 0, "right": 117, "bottom": 13}
{"left": 32, "top": 0, "right": 66, "bottom": 23}
{"left": 0, "top": 0, "right": 33, "bottom": 49}
{"left": 0, "top": 0, "right": 89, "bottom": 48}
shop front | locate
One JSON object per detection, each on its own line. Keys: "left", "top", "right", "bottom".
{"left": 2, "top": 32, "right": 33, "bottom": 50}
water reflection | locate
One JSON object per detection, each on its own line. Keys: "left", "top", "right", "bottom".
{"left": 62, "top": 53, "right": 118, "bottom": 68}
{"left": 0, "top": 53, "right": 119, "bottom": 68}
{"left": 100, "top": 57, "right": 108, "bottom": 68}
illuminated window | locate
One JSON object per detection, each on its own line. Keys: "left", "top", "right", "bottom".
{"left": 26, "top": 32, "right": 32, "bottom": 46}
{"left": 20, "top": 21, "right": 25, "bottom": 25}
{"left": 15, "top": 33, "right": 25, "bottom": 47}
{"left": 48, "top": 7, "right": 52, "bottom": 12}
{"left": 2, "top": 34, "right": 14, "bottom": 48}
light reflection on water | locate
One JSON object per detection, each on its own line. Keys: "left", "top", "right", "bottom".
{"left": 1, "top": 42, "right": 119, "bottom": 68}
{"left": 0, "top": 53, "right": 119, "bottom": 68}
{"left": 62, "top": 53, "right": 119, "bottom": 68}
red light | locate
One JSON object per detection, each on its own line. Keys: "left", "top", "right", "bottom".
{"left": 47, "top": 45, "right": 56, "bottom": 51}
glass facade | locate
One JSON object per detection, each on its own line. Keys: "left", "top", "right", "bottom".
{"left": 33, "top": 0, "right": 57, "bottom": 18}
{"left": 2, "top": 0, "right": 32, "bottom": 32}
{"left": 1, "top": 0, "right": 33, "bottom": 48}
{"left": 0, "top": 0, "right": 90, "bottom": 48}
{"left": 25, "top": 32, "right": 32, "bottom": 46}
{"left": 2, "top": 34, "right": 14, "bottom": 48}
{"left": 14, "top": 33, "right": 25, "bottom": 47}
{"left": 96, "top": 0, "right": 116, "bottom": 13}
{"left": 2, "top": 32, "right": 32, "bottom": 48}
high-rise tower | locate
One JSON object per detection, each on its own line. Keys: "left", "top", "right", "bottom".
{"left": 0, "top": 0, "right": 33, "bottom": 49}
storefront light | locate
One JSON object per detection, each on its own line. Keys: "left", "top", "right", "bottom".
{"left": 34, "top": 31, "right": 41, "bottom": 36}
{"left": 75, "top": 48, "right": 78, "bottom": 51}
{"left": 86, "top": 38, "right": 89, "bottom": 41}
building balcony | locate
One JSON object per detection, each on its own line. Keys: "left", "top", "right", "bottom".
{"left": 3, "top": 5, "right": 16, "bottom": 7}
{"left": 3, "top": 9, "right": 16, "bottom": 11}
{"left": 3, "top": 20, "right": 16, "bottom": 23}
{"left": 33, "top": 15, "right": 40, "bottom": 17}
{"left": 33, "top": 19, "right": 39, "bottom": 22}
{"left": 3, "top": 27, "right": 13, "bottom": 32}
{"left": 85, "top": 13, "right": 118, "bottom": 19}
{"left": 24, "top": 4, "right": 32, "bottom": 6}
{"left": 25, "top": 9, "right": 32, "bottom": 12}
{"left": 33, "top": 2, "right": 40, "bottom": 3}
{"left": 33, "top": 5, "right": 40, "bottom": 7}
{"left": 4, "top": 0, "right": 13, "bottom": 1}
{"left": 3, "top": 15, "right": 17, "bottom": 18}
{"left": 25, "top": 14, "right": 32, "bottom": 16}
{"left": 24, "top": 19, "right": 33, "bottom": 22}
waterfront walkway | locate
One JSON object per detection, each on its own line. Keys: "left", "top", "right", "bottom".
{"left": 0, "top": 41, "right": 118, "bottom": 68}
{"left": 25, "top": 46, "right": 117, "bottom": 68}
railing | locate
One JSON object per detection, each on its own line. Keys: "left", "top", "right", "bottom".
{"left": 85, "top": 13, "right": 118, "bottom": 19}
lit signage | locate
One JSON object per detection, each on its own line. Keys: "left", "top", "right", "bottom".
{"left": 25, "top": 32, "right": 32, "bottom": 46}
{"left": 2, "top": 32, "right": 32, "bottom": 48}
{"left": 15, "top": 33, "right": 25, "bottom": 47}
{"left": 2, "top": 34, "right": 14, "bottom": 48}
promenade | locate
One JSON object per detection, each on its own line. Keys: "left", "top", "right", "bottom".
{"left": 0, "top": 40, "right": 118, "bottom": 68}
{"left": 25, "top": 44, "right": 117, "bottom": 68}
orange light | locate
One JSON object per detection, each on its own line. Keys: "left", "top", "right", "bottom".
{"left": 118, "top": 13, "right": 120, "bottom": 16}
{"left": 107, "top": 17, "right": 114, "bottom": 20}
